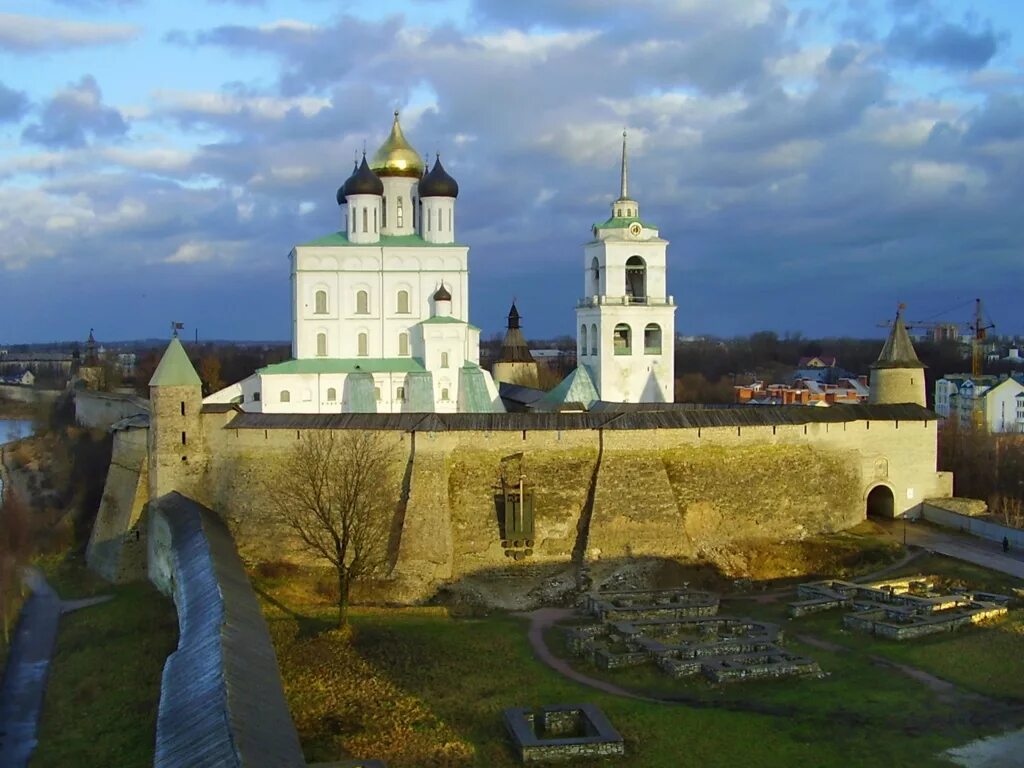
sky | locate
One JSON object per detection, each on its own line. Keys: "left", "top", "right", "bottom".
{"left": 0, "top": 0, "right": 1022, "bottom": 345}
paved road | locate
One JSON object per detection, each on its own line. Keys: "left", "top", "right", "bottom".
{"left": 0, "top": 568, "right": 61, "bottom": 768}
{"left": 878, "top": 519, "right": 1024, "bottom": 580}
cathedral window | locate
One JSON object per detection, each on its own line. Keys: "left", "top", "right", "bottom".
{"left": 441, "top": 387, "right": 450, "bottom": 401}
{"left": 375, "top": 387, "right": 381, "bottom": 401}
{"left": 590, "top": 257, "right": 599, "bottom": 296}
{"left": 397, "top": 196, "right": 404, "bottom": 228}
{"left": 399, "top": 332, "right": 409, "bottom": 356}
{"left": 625, "top": 256, "right": 646, "bottom": 301}
{"left": 358, "top": 332, "right": 368, "bottom": 357}
{"left": 356, "top": 290, "right": 369, "bottom": 314}
{"left": 327, "top": 387, "right": 337, "bottom": 402}
{"left": 316, "top": 332, "right": 327, "bottom": 357}
{"left": 374, "top": 207, "right": 378, "bottom": 232}
{"left": 397, "top": 290, "right": 410, "bottom": 314}
{"left": 253, "top": 392, "right": 261, "bottom": 402}
{"left": 362, "top": 207, "right": 368, "bottom": 233}
{"left": 382, "top": 196, "right": 387, "bottom": 228}
{"left": 441, "top": 351, "right": 449, "bottom": 368}
{"left": 396, "top": 386, "right": 405, "bottom": 402}
{"left": 427, "top": 208, "right": 431, "bottom": 232}
{"left": 590, "top": 323, "right": 597, "bottom": 356}
{"left": 448, "top": 208, "right": 452, "bottom": 232}
{"left": 280, "top": 390, "right": 291, "bottom": 403}
{"left": 580, "top": 324, "right": 588, "bottom": 357}
{"left": 350, "top": 210, "right": 355, "bottom": 234}
{"left": 314, "top": 290, "right": 328, "bottom": 314}
{"left": 613, "top": 324, "right": 632, "bottom": 355}
{"left": 644, "top": 323, "right": 662, "bottom": 355}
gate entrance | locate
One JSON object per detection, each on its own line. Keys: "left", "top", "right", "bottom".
{"left": 866, "top": 485, "right": 895, "bottom": 519}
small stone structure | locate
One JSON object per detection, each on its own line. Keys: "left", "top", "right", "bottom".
{"left": 504, "top": 704, "right": 624, "bottom": 763}
{"left": 789, "top": 578, "right": 1009, "bottom": 640}
{"left": 568, "top": 589, "right": 820, "bottom": 683}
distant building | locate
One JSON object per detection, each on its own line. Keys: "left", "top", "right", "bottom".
{"left": 735, "top": 376, "right": 868, "bottom": 406}
{"left": 491, "top": 303, "right": 539, "bottom": 389}
{"left": 935, "top": 374, "right": 1024, "bottom": 432}
{"left": 0, "top": 369, "right": 35, "bottom": 386}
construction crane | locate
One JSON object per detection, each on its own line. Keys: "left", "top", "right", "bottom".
{"left": 878, "top": 298, "right": 995, "bottom": 377}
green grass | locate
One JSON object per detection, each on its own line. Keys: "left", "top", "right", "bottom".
{"left": 30, "top": 555, "right": 178, "bottom": 768}
{"left": 256, "top": 564, "right": 1024, "bottom": 768}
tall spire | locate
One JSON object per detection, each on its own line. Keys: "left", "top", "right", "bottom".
{"left": 873, "top": 304, "right": 924, "bottom": 369}
{"left": 618, "top": 129, "right": 629, "bottom": 201}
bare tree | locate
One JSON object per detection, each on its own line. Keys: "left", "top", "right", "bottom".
{"left": 265, "top": 430, "right": 397, "bottom": 628}
{"left": 0, "top": 489, "right": 31, "bottom": 643}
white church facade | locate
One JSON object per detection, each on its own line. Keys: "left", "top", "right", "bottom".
{"left": 575, "top": 132, "right": 676, "bottom": 403}
{"left": 206, "top": 113, "right": 503, "bottom": 414}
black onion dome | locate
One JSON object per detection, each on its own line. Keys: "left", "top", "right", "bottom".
{"left": 336, "top": 186, "right": 346, "bottom": 205}
{"left": 433, "top": 284, "right": 452, "bottom": 301}
{"left": 345, "top": 155, "right": 384, "bottom": 196}
{"left": 418, "top": 156, "right": 459, "bottom": 198}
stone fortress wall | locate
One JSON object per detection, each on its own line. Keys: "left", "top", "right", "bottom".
{"left": 88, "top": 400, "right": 953, "bottom": 600}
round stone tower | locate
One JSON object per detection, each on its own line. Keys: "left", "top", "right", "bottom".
{"left": 148, "top": 334, "right": 206, "bottom": 500}
{"left": 869, "top": 306, "right": 926, "bottom": 407}
{"left": 492, "top": 302, "right": 540, "bottom": 388}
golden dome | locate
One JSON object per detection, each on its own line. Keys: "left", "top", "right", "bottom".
{"left": 370, "top": 111, "right": 424, "bottom": 178}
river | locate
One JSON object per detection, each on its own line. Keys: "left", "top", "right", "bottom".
{"left": 0, "top": 418, "right": 33, "bottom": 498}
{"left": 0, "top": 419, "right": 33, "bottom": 447}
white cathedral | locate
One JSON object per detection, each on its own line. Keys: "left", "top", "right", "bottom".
{"left": 207, "top": 115, "right": 675, "bottom": 413}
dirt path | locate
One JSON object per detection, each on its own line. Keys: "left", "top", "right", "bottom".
{"left": 516, "top": 607, "right": 661, "bottom": 703}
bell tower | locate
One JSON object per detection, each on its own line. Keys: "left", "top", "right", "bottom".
{"left": 576, "top": 132, "right": 676, "bottom": 403}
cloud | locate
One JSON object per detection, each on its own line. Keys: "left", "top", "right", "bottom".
{"left": 887, "top": 19, "right": 1002, "bottom": 70}
{"left": 22, "top": 75, "right": 128, "bottom": 148}
{"left": 0, "top": 12, "right": 138, "bottom": 52}
{"left": 0, "top": 81, "right": 29, "bottom": 122}
{"left": 964, "top": 95, "right": 1024, "bottom": 145}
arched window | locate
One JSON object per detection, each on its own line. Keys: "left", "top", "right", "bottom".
{"left": 441, "top": 387, "right": 450, "bottom": 400}
{"left": 382, "top": 196, "right": 387, "bottom": 228}
{"left": 398, "top": 332, "right": 409, "bottom": 356}
{"left": 396, "top": 386, "right": 405, "bottom": 402}
{"left": 448, "top": 208, "right": 452, "bottom": 232}
{"left": 625, "top": 256, "right": 646, "bottom": 301}
{"left": 350, "top": 209, "right": 354, "bottom": 234}
{"left": 280, "top": 390, "right": 291, "bottom": 403}
{"left": 397, "top": 196, "right": 404, "bottom": 228}
{"left": 362, "top": 207, "right": 368, "bottom": 233}
{"left": 356, "top": 290, "right": 369, "bottom": 314}
{"left": 374, "top": 387, "right": 381, "bottom": 401}
{"left": 613, "top": 324, "right": 632, "bottom": 355}
{"left": 580, "top": 324, "right": 588, "bottom": 357}
{"left": 427, "top": 207, "right": 432, "bottom": 232}
{"left": 441, "top": 351, "right": 449, "bottom": 368}
{"left": 326, "top": 387, "right": 337, "bottom": 401}
{"left": 314, "top": 290, "right": 328, "bottom": 314}
{"left": 373, "top": 207, "right": 377, "bottom": 232}
{"left": 590, "top": 323, "right": 597, "bottom": 356}
{"left": 397, "top": 290, "right": 410, "bottom": 314}
{"left": 644, "top": 323, "right": 662, "bottom": 354}
{"left": 590, "top": 257, "right": 600, "bottom": 296}
{"left": 316, "top": 332, "right": 327, "bottom": 357}
{"left": 358, "top": 332, "right": 368, "bottom": 357}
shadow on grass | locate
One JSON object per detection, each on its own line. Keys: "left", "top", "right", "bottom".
{"left": 253, "top": 583, "right": 336, "bottom": 639}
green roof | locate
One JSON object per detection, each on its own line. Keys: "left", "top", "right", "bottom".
{"left": 535, "top": 365, "right": 599, "bottom": 411}
{"left": 415, "top": 315, "right": 481, "bottom": 331}
{"left": 594, "top": 216, "right": 656, "bottom": 231}
{"left": 258, "top": 358, "right": 426, "bottom": 375}
{"left": 299, "top": 232, "right": 465, "bottom": 248}
{"left": 149, "top": 337, "right": 201, "bottom": 388}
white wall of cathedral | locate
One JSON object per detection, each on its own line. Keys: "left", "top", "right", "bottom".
{"left": 583, "top": 233, "right": 669, "bottom": 301}
{"left": 577, "top": 303, "right": 675, "bottom": 403}
{"left": 346, "top": 194, "right": 383, "bottom": 244}
{"left": 290, "top": 245, "right": 470, "bottom": 360}
{"left": 421, "top": 197, "right": 456, "bottom": 244}
{"left": 213, "top": 369, "right": 490, "bottom": 414}
{"left": 380, "top": 176, "right": 418, "bottom": 236}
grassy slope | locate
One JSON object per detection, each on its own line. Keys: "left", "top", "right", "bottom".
{"left": 257, "top": 560, "right": 1022, "bottom": 768}
{"left": 30, "top": 555, "right": 177, "bottom": 768}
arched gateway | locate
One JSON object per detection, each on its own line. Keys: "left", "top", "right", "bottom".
{"left": 866, "top": 485, "right": 895, "bottom": 519}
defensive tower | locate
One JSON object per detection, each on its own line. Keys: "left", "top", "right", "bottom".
{"left": 869, "top": 306, "right": 926, "bottom": 407}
